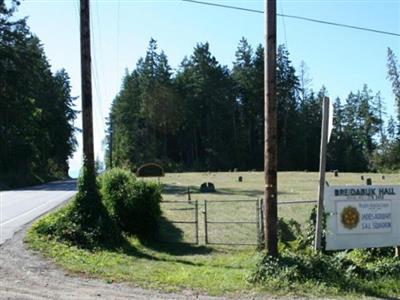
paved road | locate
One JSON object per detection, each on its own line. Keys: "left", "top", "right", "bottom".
{"left": 0, "top": 180, "right": 77, "bottom": 244}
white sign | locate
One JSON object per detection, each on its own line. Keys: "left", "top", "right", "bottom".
{"left": 324, "top": 185, "right": 400, "bottom": 250}
{"left": 327, "top": 99, "right": 334, "bottom": 143}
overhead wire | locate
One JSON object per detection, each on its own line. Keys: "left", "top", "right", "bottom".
{"left": 182, "top": 0, "right": 400, "bottom": 38}
{"left": 89, "top": 1, "right": 106, "bottom": 147}
{"left": 279, "top": 1, "right": 288, "bottom": 50}
{"left": 116, "top": 0, "right": 121, "bottom": 83}
{"left": 93, "top": 0, "right": 107, "bottom": 126}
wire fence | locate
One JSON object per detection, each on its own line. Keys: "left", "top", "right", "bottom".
{"left": 158, "top": 200, "right": 199, "bottom": 244}
{"left": 204, "top": 199, "right": 262, "bottom": 245}
{"left": 157, "top": 199, "right": 317, "bottom": 246}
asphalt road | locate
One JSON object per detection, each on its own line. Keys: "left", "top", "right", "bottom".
{"left": 0, "top": 180, "right": 77, "bottom": 244}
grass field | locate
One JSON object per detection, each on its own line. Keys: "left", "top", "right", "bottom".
{"left": 157, "top": 171, "right": 400, "bottom": 245}
{"left": 27, "top": 171, "right": 400, "bottom": 298}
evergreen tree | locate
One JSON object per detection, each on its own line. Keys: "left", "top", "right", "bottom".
{"left": 276, "top": 45, "right": 300, "bottom": 170}
{"left": 106, "top": 39, "right": 400, "bottom": 173}
{"left": 387, "top": 47, "right": 400, "bottom": 134}
{"left": 175, "top": 42, "right": 236, "bottom": 170}
{"left": 0, "top": 2, "right": 77, "bottom": 186}
{"left": 232, "top": 38, "right": 263, "bottom": 169}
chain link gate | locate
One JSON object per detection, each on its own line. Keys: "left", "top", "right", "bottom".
{"left": 158, "top": 199, "right": 316, "bottom": 246}
{"left": 203, "top": 199, "right": 263, "bottom": 246}
{"left": 158, "top": 200, "right": 199, "bottom": 244}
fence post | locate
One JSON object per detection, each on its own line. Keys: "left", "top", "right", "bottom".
{"left": 259, "top": 198, "right": 265, "bottom": 245}
{"left": 204, "top": 200, "right": 208, "bottom": 244}
{"left": 187, "top": 186, "right": 191, "bottom": 203}
{"left": 195, "top": 200, "right": 199, "bottom": 245}
{"left": 255, "top": 199, "right": 260, "bottom": 246}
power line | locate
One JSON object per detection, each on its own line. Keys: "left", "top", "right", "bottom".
{"left": 93, "top": 0, "right": 107, "bottom": 125}
{"left": 182, "top": 0, "right": 400, "bottom": 38}
{"left": 183, "top": 0, "right": 264, "bottom": 14}
{"left": 116, "top": 0, "right": 121, "bottom": 81}
{"left": 279, "top": 13, "right": 400, "bottom": 37}
{"left": 279, "top": 1, "right": 288, "bottom": 49}
{"left": 89, "top": 1, "right": 106, "bottom": 139}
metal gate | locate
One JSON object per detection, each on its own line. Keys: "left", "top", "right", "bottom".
{"left": 158, "top": 200, "right": 199, "bottom": 244}
{"left": 203, "top": 199, "right": 263, "bottom": 246}
{"left": 158, "top": 199, "right": 315, "bottom": 246}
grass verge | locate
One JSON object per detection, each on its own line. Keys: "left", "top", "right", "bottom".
{"left": 26, "top": 204, "right": 400, "bottom": 299}
{"left": 25, "top": 171, "right": 400, "bottom": 298}
{"left": 26, "top": 208, "right": 256, "bottom": 296}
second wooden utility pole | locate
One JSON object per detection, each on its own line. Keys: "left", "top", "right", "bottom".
{"left": 264, "top": 0, "right": 278, "bottom": 256}
{"left": 314, "top": 97, "right": 330, "bottom": 251}
{"left": 80, "top": 0, "right": 95, "bottom": 174}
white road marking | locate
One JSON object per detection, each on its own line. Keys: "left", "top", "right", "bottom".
{"left": 0, "top": 200, "right": 51, "bottom": 226}
{"left": 0, "top": 181, "right": 76, "bottom": 244}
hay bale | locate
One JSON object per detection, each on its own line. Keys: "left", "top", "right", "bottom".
{"left": 200, "top": 182, "right": 216, "bottom": 193}
{"left": 136, "top": 163, "right": 164, "bottom": 177}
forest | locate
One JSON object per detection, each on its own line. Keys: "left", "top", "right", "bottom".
{"left": 106, "top": 38, "right": 400, "bottom": 173}
{"left": 1, "top": 0, "right": 400, "bottom": 190}
{"left": 0, "top": 1, "right": 77, "bottom": 187}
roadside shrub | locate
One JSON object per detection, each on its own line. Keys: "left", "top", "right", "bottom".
{"left": 368, "top": 258, "right": 400, "bottom": 277}
{"left": 297, "top": 206, "right": 328, "bottom": 250}
{"left": 348, "top": 247, "right": 395, "bottom": 263}
{"left": 99, "top": 168, "right": 136, "bottom": 221}
{"left": 100, "top": 168, "right": 162, "bottom": 240}
{"left": 129, "top": 180, "right": 162, "bottom": 239}
{"left": 33, "top": 164, "right": 120, "bottom": 248}
{"left": 278, "top": 218, "right": 301, "bottom": 246}
{"left": 248, "top": 249, "right": 400, "bottom": 293}
{"left": 249, "top": 251, "right": 358, "bottom": 284}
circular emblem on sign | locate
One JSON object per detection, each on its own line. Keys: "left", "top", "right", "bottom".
{"left": 341, "top": 206, "right": 360, "bottom": 229}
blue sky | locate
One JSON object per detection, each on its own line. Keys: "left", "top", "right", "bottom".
{"left": 15, "top": 0, "right": 400, "bottom": 177}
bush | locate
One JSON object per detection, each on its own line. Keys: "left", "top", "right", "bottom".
{"left": 249, "top": 251, "right": 357, "bottom": 284}
{"left": 278, "top": 218, "right": 301, "bottom": 246}
{"left": 100, "top": 168, "right": 162, "bottom": 240}
{"left": 248, "top": 249, "right": 400, "bottom": 291}
{"left": 33, "top": 164, "right": 120, "bottom": 248}
{"left": 296, "top": 206, "right": 328, "bottom": 250}
{"left": 99, "top": 168, "right": 136, "bottom": 221}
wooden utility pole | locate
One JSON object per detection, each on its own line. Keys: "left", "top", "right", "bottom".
{"left": 264, "top": 0, "right": 278, "bottom": 256}
{"left": 314, "top": 97, "right": 330, "bottom": 251}
{"left": 80, "top": 0, "right": 95, "bottom": 174}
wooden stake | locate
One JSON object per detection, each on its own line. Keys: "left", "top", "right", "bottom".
{"left": 264, "top": 0, "right": 278, "bottom": 256}
{"left": 80, "top": 0, "right": 95, "bottom": 174}
{"left": 315, "top": 97, "right": 330, "bottom": 251}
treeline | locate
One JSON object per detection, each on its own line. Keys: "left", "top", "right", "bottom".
{"left": 106, "top": 39, "right": 400, "bottom": 172}
{"left": 0, "top": 1, "right": 77, "bottom": 187}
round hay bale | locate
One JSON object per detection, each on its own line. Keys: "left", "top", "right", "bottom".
{"left": 200, "top": 182, "right": 216, "bottom": 193}
{"left": 136, "top": 163, "right": 165, "bottom": 178}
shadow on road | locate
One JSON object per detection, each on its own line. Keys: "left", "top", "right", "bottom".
{"left": 18, "top": 180, "right": 77, "bottom": 192}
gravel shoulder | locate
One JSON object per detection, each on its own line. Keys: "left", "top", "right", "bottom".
{"left": 0, "top": 225, "right": 292, "bottom": 300}
{"left": 0, "top": 226, "right": 228, "bottom": 300}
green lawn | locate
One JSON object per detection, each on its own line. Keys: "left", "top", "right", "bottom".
{"left": 156, "top": 171, "right": 400, "bottom": 245}
{"left": 26, "top": 171, "right": 400, "bottom": 298}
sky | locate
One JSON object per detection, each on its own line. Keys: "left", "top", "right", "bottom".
{"left": 14, "top": 0, "right": 400, "bottom": 178}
